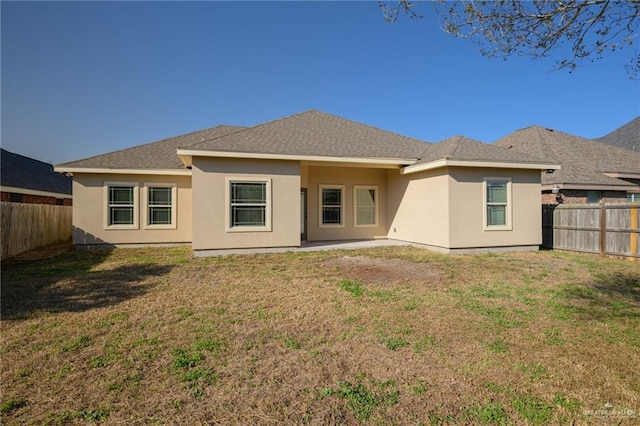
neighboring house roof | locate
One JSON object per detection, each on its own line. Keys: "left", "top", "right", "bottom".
{"left": 494, "top": 126, "right": 640, "bottom": 189}
{"left": 596, "top": 116, "right": 640, "bottom": 153}
{"left": 56, "top": 125, "right": 246, "bottom": 171}
{"left": 1, "top": 148, "right": 72, "bottom": 196}
{"left": 179, "top": 110, "right": 430, "bottom": 161}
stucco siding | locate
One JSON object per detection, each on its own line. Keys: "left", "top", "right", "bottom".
{"left": 307, "top": 166, "right": 388, "bottom": 241}
{"left": 448, "top": 168, "right": 542, "bottom": 248}
{"left": 386, "top": 168, "right": 451, "bottom": 248}
{"left": 72, "top": 173, "right": 192, "bottom": 246}
{"left": 192, "top": 158, "right": 300, "bottom": 250}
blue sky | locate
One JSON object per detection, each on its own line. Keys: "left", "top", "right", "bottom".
{"left": 2, "top": 1, "right": 639, "bottom": 165}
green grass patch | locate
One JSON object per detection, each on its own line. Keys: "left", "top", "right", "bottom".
{"left": 463, "top": 401, "right": 509, "bottom": 425}
{"left": 339, "top": 279, "right": 365, "bottom": 297}
{"left": 543, "top": 328, "right": 565, "bottom": 345}
{"left": 62, "top": 335, "right": 90, "bottom": 352}
{"left": 413, "top": 335, "right": 436, "bottom": 353}
{"left": 0, "top": 398, "right": 26, "bottom": 416}
{"left": 319, "top": 379, "right": 399, "bottom": 421}
{"left": 487, "top": 339, "right": 508, "bottom": 354}
{"left": 384, "top": 336, "right": 410, "bottom": 351}
{"left": 516, "top": 363, "right": 547, "bottom": 381}
{"left": 511, "top": 395, "right": 553, "bottom": 425}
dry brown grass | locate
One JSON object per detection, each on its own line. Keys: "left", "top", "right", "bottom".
{"left": 1, "top": 246, "right": 639, "bottom": 425}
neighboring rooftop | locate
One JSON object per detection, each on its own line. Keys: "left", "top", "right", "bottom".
{"left": 1, "top": 148, "right": 72, "bottom": 195}
{"left": 596, "top": 116, "right": 640, "bottom": 153}
{"left": 494, "top": 125, "right": 640, "bottom": 188}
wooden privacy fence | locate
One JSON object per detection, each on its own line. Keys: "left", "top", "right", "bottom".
{"left": 1, "top": 202, "right": 72, "bottom": 260}
{"left": 542, "top": 204, "right": 639, "bottom": 259}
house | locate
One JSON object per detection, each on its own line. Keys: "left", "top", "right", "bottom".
{"left": 1, "top": 148, "right": 72, "bottom": 205}
{"left": 55, "top": 111, "right": 559, "bottom": 254}
{"left": 494, "top": 126, "right": 640, "bottom": 204}
{"left": 596, "top": 116, "right": 640, "bottom": 153}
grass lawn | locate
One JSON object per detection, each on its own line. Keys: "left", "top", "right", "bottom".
{"left": 1, "top": 246, "right": 639, "bottom": 425}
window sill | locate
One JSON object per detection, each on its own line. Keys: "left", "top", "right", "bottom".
{"left": 226, "top": 226, "right": 272, "bottom": 233}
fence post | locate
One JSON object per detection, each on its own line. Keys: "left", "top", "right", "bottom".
{"left": 599, "top": 203, "right": 606, "bottom": 256}
{"left": 631, "top": 205, "right": 638, "bottom": 262}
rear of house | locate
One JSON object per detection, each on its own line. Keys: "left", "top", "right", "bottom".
{"left": 56, "top": 111, "right": 558, "bottom": 254}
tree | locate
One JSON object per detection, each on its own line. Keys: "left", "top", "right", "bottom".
{"left": 379, "top": 1, "right": 640, "bottom": 78}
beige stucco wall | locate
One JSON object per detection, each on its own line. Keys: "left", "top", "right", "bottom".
{"left": 448, "top": 168, "right": 542, "bottom": 248}
{"left": 72, "top": 173, "right": 192, "bottom": 246}
{"left": 191, "top": 157, "right": 300, "bottom": 251}
{"left": 386, "top": 167, "right": 542, "bottom": 250}
{"left": 386, "top": 168, "right": 451, "bottom": 248}
{"left": 307, "top": 166, "right": 389, "bottom": 241}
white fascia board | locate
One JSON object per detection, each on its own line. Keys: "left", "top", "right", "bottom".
{"left": 0, "top": 186, "right": 72, "bottom": 199}
{"left": 401, "top": 159, "right": 561, "bottom": 175}
{"left": 176, "top": 149, "right": 416, "bottom": 166}
{"left": 542, "top": 183, "right": 637, "bottom": 191}
{"left": 53, "top": 167, "right": 192, "bottom": 176}
{"left": 602, "top": 172, "right": 640, "bottom": 179}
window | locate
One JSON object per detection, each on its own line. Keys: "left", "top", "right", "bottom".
{"left": 105, "top": 182, "right": 139, "bottom": 229}
{"left": 587, "top": 191, "right": 601, "bottom": 204}
{"left": 484, "top": 178, "right": 511, "bottom": 230}
{"left": 320, "top": 185, "right": 344, "bottom": 227}
{"left": 354, "top": 186, "right": 378, "bottom": 226}
{"left": 144, "top": 184, "right": 177, "bottom": 228}
{"left": 628, "top": 193, "right": 638, "bottom": 204}
{"left": 227, "top": 179, "right": 271, "bottom": 231}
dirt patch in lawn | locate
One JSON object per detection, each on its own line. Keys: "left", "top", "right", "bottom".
{"left": 323, "top": 255, "right": 441, "bottom": 284}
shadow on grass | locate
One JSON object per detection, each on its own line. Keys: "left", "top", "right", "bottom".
{"left": 558, "top": 271, "right": 640, "bottom": 320}
{"left": 1, "top": 248, "right": 172, "bottom": 319}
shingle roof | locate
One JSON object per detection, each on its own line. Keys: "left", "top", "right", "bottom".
{"left": 416, "top": 135, "right": 549, "bottom": 165}
{"left": 596, "top": 116, "right": 640, "bottom": 153}
{"left": 183, "top": 110, "right": 429, "bottom": 159}
{"left": 1, "top": 149, "right": 72, "bottom": 195}
{"left": 56, "top": 125, "right": 245, "bottom": 170}
{"left": 494, "top": 126, "right": 640, "bottom": 187}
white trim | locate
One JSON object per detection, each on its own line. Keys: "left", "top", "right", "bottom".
{"left": 542, "top": 183, "right": 637, "bottom": 191}
{"left": 54, "top": 167, "right": 191, "bottom": 176}
{"left": 0, "top": 185, "right": 72, "bottom": 199}
{"left": 104, "top": 181, "right": 139, "bottom": 230}
{"left": 353, "top": 185, "right": 378, "bottom": 227}
{"left": 602, "top": 172, "right": 640, "bottom": 179}
{"left": 142, "top": 183, "right": 177, "bottom": 230}
{"left": 177, "top": 149, "right": 416, "bottom": 167}
{"left": 225, "top": 177, "right": 272, "bottom": 233}
{"left": 483, "top": 177, "right": 512, "bottom": 231}
{"left": 319, "top": 184, "right": 345, "bottom": 228}
{"left": 402, "top": 159, "right": 561, "bottom": 175}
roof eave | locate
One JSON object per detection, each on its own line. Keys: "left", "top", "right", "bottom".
{"left": 53, "top": 166, "right": 192, "bottom": 176}
{"left": 176, "top": 149, "right": 417, "bottom": 167}
{"left": 401, "top": 159, "right": 561, "bottom": 175}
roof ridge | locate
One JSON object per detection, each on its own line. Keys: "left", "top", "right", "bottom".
{"left": 317, "top": 110, "right": 429, "bottom": 145}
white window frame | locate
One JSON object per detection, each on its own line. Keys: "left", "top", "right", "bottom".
{"left": 319, "top": 184, "right": 345, "bottom": 228}
{"left": 143, "top": 183, "right": 177, "bottom": 230}
{"left": 483, "top": 178, "right": 512, "bottom": 231}
{"left": 354, "top": 185, "right": 378, "bottom": 227}
{"left": 225, "top": 177, "right": 272, "bottom": 233}
{"left": 104, "top": 182, "right": 139, "bottom": 230}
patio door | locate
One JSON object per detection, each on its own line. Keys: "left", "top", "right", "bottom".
{"left": 300, "top": 189, "right": 308, "bottom": 241}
